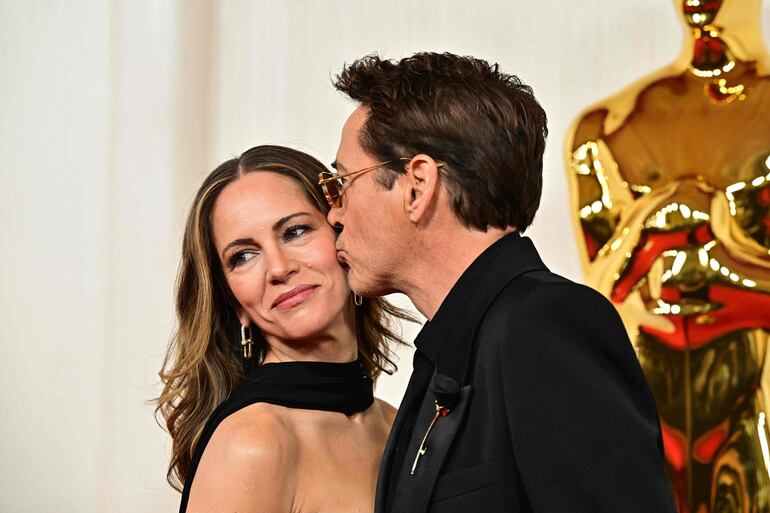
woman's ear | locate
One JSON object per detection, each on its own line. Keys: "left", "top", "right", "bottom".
{"left": 403, "top": 154, "right": 441, "bottom": 223}
{"left": 235, "top": 306, "right": 251, "bottom": 328}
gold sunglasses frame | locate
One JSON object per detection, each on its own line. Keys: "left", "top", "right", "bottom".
{"left": 318, "top": 157, "right": 444, "bottom": 208}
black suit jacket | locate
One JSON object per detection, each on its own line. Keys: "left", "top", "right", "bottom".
{"left": 376, "top": 233, "right": 676, "bottom": 513}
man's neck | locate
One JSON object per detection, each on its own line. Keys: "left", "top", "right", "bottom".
{"left": 400, "top": 226, "right": 517, "bottom": 320}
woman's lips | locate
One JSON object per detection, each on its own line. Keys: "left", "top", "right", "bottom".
{"left": 272, "top": 285, "right": 318, "bottom": 310}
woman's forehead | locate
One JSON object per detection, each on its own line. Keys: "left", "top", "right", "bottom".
{"left": 212, "top": 173, "right": 320, "bottom": 240}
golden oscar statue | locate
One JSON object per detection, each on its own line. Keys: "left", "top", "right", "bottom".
{"left": 565, "top": 1, "right": 770, "bottom": 512}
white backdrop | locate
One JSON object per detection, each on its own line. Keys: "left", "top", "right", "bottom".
{"left": 1, "top": 1, "right": 768, "bottom": 511}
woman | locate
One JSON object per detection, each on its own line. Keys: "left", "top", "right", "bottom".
{"left": 156, "top": 145, "right": 414, "bottom": 513}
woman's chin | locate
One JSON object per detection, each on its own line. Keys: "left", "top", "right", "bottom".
{"left": 269, "top": 314, "right": 341, "bottom": 343}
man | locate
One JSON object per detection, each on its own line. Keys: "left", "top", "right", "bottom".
{"left": 321, "top": 52, "right": 676, "bottom": 513}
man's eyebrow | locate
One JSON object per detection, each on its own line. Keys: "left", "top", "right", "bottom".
{"left": 331, "top": 161, "right": 348, "bottom": 173}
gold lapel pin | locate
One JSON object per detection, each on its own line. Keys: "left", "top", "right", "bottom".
{"left": 410, "top": 401, "right": 451, "bottom": 475}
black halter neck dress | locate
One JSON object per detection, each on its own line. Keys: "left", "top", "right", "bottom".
{"left": 178, "top": 359, "right": 374, "bottom": 512}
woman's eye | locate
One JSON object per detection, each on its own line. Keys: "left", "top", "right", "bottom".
{"left": 283, "top": 224, "right": 312, "bottom": 241}
{"left": 229, "top": 249, "right": 258, "bottom": 269}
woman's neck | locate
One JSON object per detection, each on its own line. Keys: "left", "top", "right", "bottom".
{"left": 262, "top": 339, "right": 358, "bottom": 364}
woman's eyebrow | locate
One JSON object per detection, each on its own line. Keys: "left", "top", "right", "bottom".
{"left": 221, "top": 237, "right": 255, "bottom": 259}
{"left": 273, "top": 212, "right": 311, "bottom": 232}
{"left": 220, "top": 212, "right": 312, "bottom": 258}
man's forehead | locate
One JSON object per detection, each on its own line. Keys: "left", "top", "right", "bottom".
{"left": 335, "top": 105, "right": 370, "bottom": 169}
{"left": 348, "top": 104, "right": 369, "bottom": 124}
{"left": 340, "top": 106, "right": 367, "bottom": 141}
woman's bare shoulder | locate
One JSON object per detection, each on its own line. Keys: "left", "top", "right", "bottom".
{"left": 375, "top": 397, "right": 398, "bottom": 427}
{"left": 208, "top": 403, "right": 298, "bottom": 463}
{"left": 186, "top": 403, "right": 299, "bottom": 513}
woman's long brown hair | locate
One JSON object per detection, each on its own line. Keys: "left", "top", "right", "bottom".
{"left": 156, "top": 145, "right": 416, "bottom": 491}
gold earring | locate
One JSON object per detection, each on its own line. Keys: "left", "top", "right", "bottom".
{"left": 354, "top": 293, "right": 363, "bottom": 306}
{"left": 241, "top": 324, "right": 253, "bottom": 359}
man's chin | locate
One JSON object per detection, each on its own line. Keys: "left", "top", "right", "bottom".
{"left": 348, "top": 273, "right": 384, "bottom": 299}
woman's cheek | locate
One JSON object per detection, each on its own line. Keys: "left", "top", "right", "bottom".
{"left": 228, "top": 272, "right": 263, "bottom": 314}
{"left": 309, "top": 235, "right": 343, "bottom": 273}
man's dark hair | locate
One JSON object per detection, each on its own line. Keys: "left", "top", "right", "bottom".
{"left": 334, "top": 52, "right": 547, "bottom": 232}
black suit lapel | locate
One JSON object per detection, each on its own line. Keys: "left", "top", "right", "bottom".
{"left": 374, "top": 391, "right": 412, "bottom": 513}
{"left": 375, "top": 353, "right": 434, "bottom": 513}
{"left": 389, "top": 384, "right": 473, "bottom": 513}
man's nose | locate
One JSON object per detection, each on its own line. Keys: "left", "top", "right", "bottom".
{"left": 327, "top": 206, "right": 343, "bottom": 230}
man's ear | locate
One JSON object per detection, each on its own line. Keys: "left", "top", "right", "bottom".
{"left": 403, "top": 154, "right": 441, "bottom": 223}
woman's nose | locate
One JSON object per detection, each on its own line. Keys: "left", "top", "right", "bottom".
{"left": 266, "top": 248, "right": 297, "bottom": 284}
